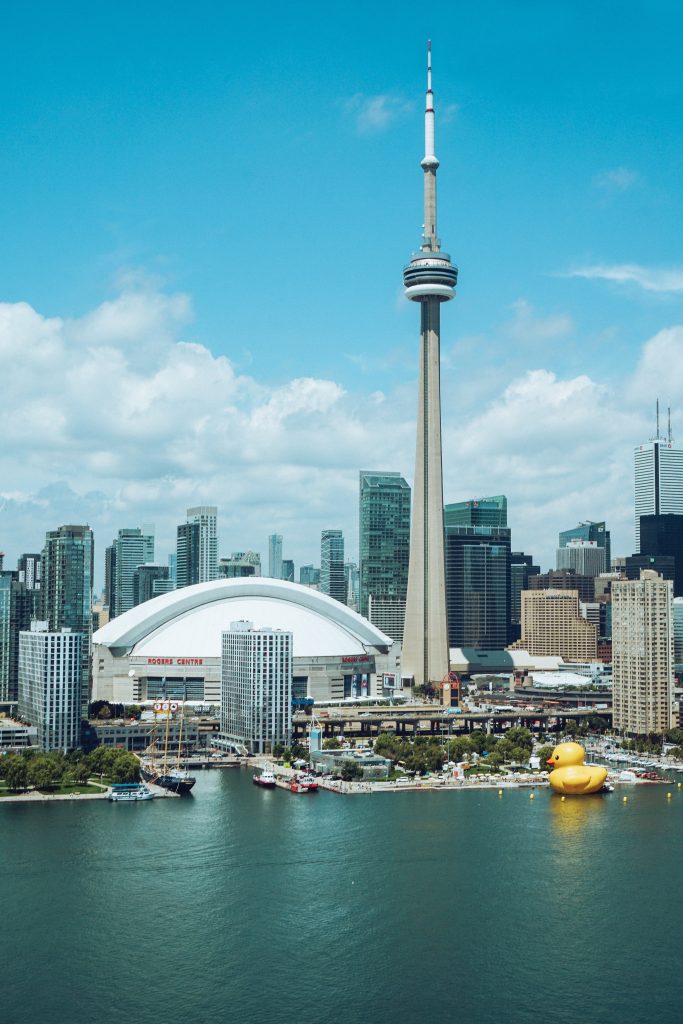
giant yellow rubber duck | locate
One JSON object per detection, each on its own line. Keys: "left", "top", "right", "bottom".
{"left": 547, "top": 742, "right": 608, "bottom": 795}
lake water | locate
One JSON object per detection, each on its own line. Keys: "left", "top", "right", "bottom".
{"left": 2, "top": 770, "right": 681, "bottom": 1024}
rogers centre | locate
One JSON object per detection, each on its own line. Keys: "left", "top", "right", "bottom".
{"left": 92, "top": 577, "right": 400, "bottom": 708}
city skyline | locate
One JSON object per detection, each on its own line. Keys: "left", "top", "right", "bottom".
{"left": 2, "top": 6, "right": 683, "bottom": 573}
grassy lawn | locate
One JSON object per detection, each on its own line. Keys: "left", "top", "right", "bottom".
{"left": 0, "top": 781, "right": 106, "bottom": 796}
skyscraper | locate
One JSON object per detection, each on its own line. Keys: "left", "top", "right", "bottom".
{"left": 133, "top": 564, "right": 172, "bottom": 605}
{"left": 445, "top": 495, "right": 507, "bottom": 529}
{"left": 634, "top": 416, "right": 683, "bottom": 550}
{"left": 639, "top": 513, "right": 683, "bottom": 597}
{"left": 556, "top": 539, "right": 605, "bottom": 577}
{"left": 268, "top": 534, "right": 283, "bottom": 580}
{"left": 220, "top": 621, "right": 292, "bottom": 754}
{"left": 358, "top": 471, "right": 411, "bottom": 629}
{"left": 509, "top": 552, "right": 540, "bottom": 642}
{"left": 559, "top": 521, "right": 611, "bottom": 569}
{"left": 402, "top": 43, "right": 458, "bottom": 687}
{"left": 41, "top": 524, "right": 93, "bottom": 717}
{"left": 320, "top": 530, "right": 345, "bottom": 604}
{"left": 18, "top": 624, "right": 82, "bottom": 752}
{"left": 612, "top": 571, "right": 674, "bottom": 735}
{"left": 282, "top": 559, "right": 295, "bottom": 583}
{"left": 107, "top": 526, "right": 155, "bottom": 618}
{"left": 0, "top": 571, "right": 36, "bottom": 702}
{"left": 444, "top": 524, "right": 511, "bottom": 650}
{"left": 176, "top": 521, "right": 200, "bottom": 588}
{"left": 186, "top": 506, "right": 218, "bottom": 582}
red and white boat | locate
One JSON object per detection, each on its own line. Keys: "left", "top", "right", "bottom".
{"left": 294, "top": 772, "right": 319, "bottom": 792}
{"left": 253, "top": 768, "right": 276, "bottom": 788}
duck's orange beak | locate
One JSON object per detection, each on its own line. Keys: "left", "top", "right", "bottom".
{"left": 547, "top": 757, "right": 555, "bottom": 765}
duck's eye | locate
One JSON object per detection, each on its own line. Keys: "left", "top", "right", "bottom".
{"left": 555, "top": 756, "right": 559, "bottom": 760}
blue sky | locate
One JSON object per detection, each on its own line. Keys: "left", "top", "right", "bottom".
{"left": 2, "top": 1, "right": 683, "bottom": 580}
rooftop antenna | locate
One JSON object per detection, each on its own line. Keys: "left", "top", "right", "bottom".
{"left": 668, "top": 406, "right": 672, "bottom": 443}
{"left": 656, "top": 398, "right": 660, "bottom": 439}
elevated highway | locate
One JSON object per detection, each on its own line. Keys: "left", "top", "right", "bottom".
{"left": 292, "top": 703, "right": 611, "bottom": 740}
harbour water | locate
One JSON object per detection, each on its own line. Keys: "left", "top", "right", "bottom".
{"left": 2, "top": 769, "right": 681, "bottom": 1024}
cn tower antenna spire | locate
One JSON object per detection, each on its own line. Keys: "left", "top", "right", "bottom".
{"left": 421, "top": 40, "right": 439, "bottom": 251}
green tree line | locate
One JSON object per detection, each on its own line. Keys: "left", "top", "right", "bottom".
{"left": 373, "top": 727, "right": 539, "bottom": 775}
{"left": 0, "top": 747, "right": 140, "bottom": 792}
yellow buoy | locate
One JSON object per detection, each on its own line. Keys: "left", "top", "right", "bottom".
{"left": 678, "top": 782, "right": 681, "bottom": 789}
{"left": 530, "top": 792, "right": 535, "bottom": 800}
{"left": 667, "top": 792, "right": 672, "bottom": 800}
{"left": 561, "top": 796, "right": 566, "bottom": 802}
{"left": 498, "top": 789, "right": 503, "bottom": 796}
{"left": 623, "top": 796, "right": 628, "bottom": 803}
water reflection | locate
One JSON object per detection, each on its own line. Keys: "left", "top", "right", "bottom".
{"left": 549, "top": 791, "right": 607, "bottom": 837}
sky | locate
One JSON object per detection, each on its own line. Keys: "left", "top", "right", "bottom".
{"left": 1, "top": 0, "right": 683, "bottom": 584}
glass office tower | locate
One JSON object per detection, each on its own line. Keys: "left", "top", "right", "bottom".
{"left": 359, "top": 471, "right": 411, "bottom": 623}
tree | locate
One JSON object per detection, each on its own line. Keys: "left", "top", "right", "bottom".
{"left": 3, "top": 755, "right": 28, "bottom": 791}
{"left": 537, "top": 744, "right": 554, "bottom": 767}
{"left": 27, "top": 756, "right": 58, "bottom": 791}
{"left": 109, "top": 751, "right": 139, "bottom": 783}
{"left": 505, "top": 727, "right": 533, "bottom": 751}
{"left": 340, "top": 760, "right": 364, "bottom": 781}
{"left": 322, "top": 737, "right": 341, "bottom": 750}
{"left": 272, "top": 743, "right": 285, "bottom": 758}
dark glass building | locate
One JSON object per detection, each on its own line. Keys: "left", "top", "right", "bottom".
{"left": 41, "top": 524, "right": 94, "bottom": 717}
{"left": 359, "top": 472, "right": 411, "bottom": 623}
{"left": 529, "top": 568, "right": 594, "bottom": 604}
{"left": 509, "top": 551, "right": 540, "bottom": 643}
{"left": 444, "top": 525, "right": 511, "bottom": 650}
{"left": 625, "top": 553, "right": 675, "bottom": 587}
{"left": 444, "top": 495, "right": 507, "bottom": 530}
{"left": 176, "top": 521, "right": 201, "bottom": 589}
{"left": 639, "top": 513, "right": 683, "bottom": 597}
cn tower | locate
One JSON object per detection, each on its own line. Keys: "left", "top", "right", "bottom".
{"left": 401, "top": 42, "right": 457, "bottom": 688}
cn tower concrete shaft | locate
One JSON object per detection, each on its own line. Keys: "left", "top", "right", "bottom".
{"left": 401, "top": 42, "right": 457, "bottom": 688}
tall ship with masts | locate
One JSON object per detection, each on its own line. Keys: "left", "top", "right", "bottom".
{"left": 140, "top": 693, "right": 197, "bottom": 795}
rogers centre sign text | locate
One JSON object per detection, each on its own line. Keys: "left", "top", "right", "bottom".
{"left": 145, "top": 657, "right": 204, "bottom": 666}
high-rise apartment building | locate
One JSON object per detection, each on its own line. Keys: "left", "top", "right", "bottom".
{"left": 18, "top": 624, "right": 82, "bottom": 751}
{"left": 176, "top": 521, "right": 200, "bottom": 589}
{"left": 320, "top": 530, "right": 345, "bottom": 604}
{"left": 358, "top": 471, "right": 410, "bottom": 631}
{"left": 634, "top": 433, "right": 683, "bottom": 551}
{"left": 186, "top": 506, "right": 218, "bottom": 582}
{"left": 17, "top": 553, "right": 42, "bottom": 592}
{"left": 612, "top": 571, "right": 674, "bottom": 735}
{"left": 0, "top": 572, "right": 36, "bottom": 702}
{"left": 556, "top": 539, "right": 606, "bottom": 577}
{"left": 41, "top": 525, "right": 93, "bottom": 716}
{"left": 559, "top": 521, "right": 611, "bottom": 570}
{"left": 639, "top": 513, "right": 683, "bottom": 597}
{"left": 402, "top": 44, "right": 458, "bottom": 687}
{"left": 282, "top": 559, "right": 295, "bottom": 583}
{"left": 133, "top": 564, "right": 172, "bottom": 605}
{"left": 509, "top": 590, "right": 597, "bottom": 662}
{"left": 268, "top": 534, "right": 283, "bottom": 580}
{"left": 220, "top": 621, "right": 292, "bottom": 754}
{"left": 107, "top": 526, "right": 155, "bottom": 618}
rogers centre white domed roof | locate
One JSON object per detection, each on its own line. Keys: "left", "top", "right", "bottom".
{"left": 93, "top": 578, "right": 392, "bottom": 659}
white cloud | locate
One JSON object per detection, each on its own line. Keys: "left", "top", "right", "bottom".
{"left": 505, "top": 299, "right": 574, "bottom": 344}
{"left": 567, "top": 263, "right": 683, "bottom": 293}
{"left": 1, "top": 281, "right": 680, "bottom": 577}
{"left": 343, "top": 93, "right": 414, "bottom": 134}
{"left": 592, "top": 167, "right": 639, "bottom": 191}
